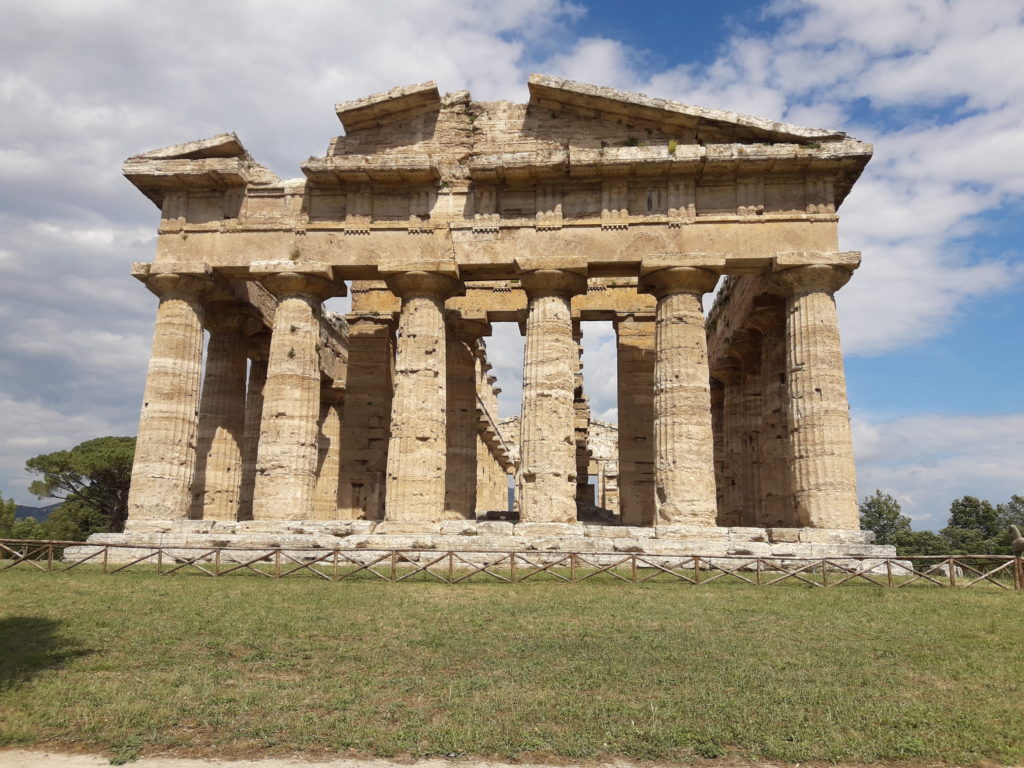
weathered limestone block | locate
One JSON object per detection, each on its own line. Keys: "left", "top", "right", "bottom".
{"left": 313, "top": 386, "right": 345, "bottom": 519}
{"left": 375, "top": 521, "right": 444, "bottom": 535}
{"left": 727, "top": 526, "right": 769, "bottom": 542}
{"left": 192, "top": 303, "right": 249, "bottom": 521}
{"left": 615, "top": 314, "right": 656, "bottom": 526}
{"left": 778, "top": 265, "right": 859, "bottom": 529}
{"left": 128, "top": 272, "right": 212, "bottom": 521}
{"left": 515, "top": 521, "right": 587, "bottom": 538}
{"left": 337, "top": 316, "right": 393, "bottom": 520}
{"left": 655, "top": 525, "right": 730, "bottom": 541}
{"left": 518, "top": 269, "right": 587, "bottom": 523}
{"left": 238, "top": 334, "right": 269, "bottom": 521}
{"left": 384, "top": 272, "right": 463, "bottom": 521}
{"left": 639, "top": 266, "right": 719, "bottom": 526}
{"left": 585, "top": 525, "right": 657, "bottom": 539}
{"left": 476, "top": 521, "right": 515, "bottom": 536}
{"left": 253, "top": 269, "right": 341, "bottom": 520}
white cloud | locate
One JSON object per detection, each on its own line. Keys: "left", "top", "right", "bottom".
{"left": 853, "top": 412, "right": 1024, "bottom": 529}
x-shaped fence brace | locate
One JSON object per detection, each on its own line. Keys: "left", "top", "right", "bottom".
{"left": 1, "top": 540, "right": 1021, "bottom": 589}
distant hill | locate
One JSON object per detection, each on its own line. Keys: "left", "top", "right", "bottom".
{"left": 14, "top": 503, "right": 62, "bottom": 521}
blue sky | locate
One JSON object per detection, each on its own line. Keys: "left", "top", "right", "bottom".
{"left": 0, "top": 0, "right": 1021, "bottom": 528}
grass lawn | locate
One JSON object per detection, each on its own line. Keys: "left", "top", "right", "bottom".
{"left": 0, "top": 570, "right": 1021, "bottom": 764}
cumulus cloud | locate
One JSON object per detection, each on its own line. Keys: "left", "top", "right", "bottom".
{"left": 853, "top": 412, "right": 1024, "bottom": 529}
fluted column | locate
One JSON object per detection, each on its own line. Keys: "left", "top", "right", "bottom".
{"left": 517, "top": 269, "right": 587, "bottom": 523}
{"left": 749, "top": 303, "right": 793, "bottom": 527}
{"left": 127, "top": 272, "right": 212, "bottom": 521}
{"left": 709, "top": 379, "right": 725, "bottom": 520}
{"left": 192, "top": 302, "right": 249, "bottom": 521}
{"left": 337, "top": 316, "right": 394, "bottom": 520}
{"left": 615, "top": 313, "right": 656, "bottom": 525}
{"left": 313, "top": 386, "right": 345, "bottom": 520}
{"left": 730, "top": 332, "right": 764, "bottom": 526}
{"left": 639, "top": 267, "right": 719, "bottom": 526}
{"left": 238, "top": 333, "right": 270, "bottom": 522}
{"left": 711, "top": 360, "right": 742, "bottom": 526}
{"left": 777, "top": 265, "right": 858, "bottom": 528}
{"left": 384, "top": 272, "right": 463, "bottom": 521}
{"left": 253, "top": 271, "right": 340, "bottom": 521}
{"left": 445, "top": 318, "right": 489, "bottom": 519}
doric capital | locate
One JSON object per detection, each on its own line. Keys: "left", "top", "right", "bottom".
{"left": 258, "top": 271, "right": 340, "bottom": 301}
{"left": 710, "top": 357, "right": 741, "bottom": 384}
{"left": 385, "top": 271, "right": 464, "bottom": 301}
{"left": 203, "top": 301, "right": 250, "bottom": 333}
{"left": 519, "top": 269, "right": 588, "bottom": 299}
{"left": 775, "top": 264, "right": 852, "bottom": 296}
{"left": 746, "top": 299, "right": 786, "bottom": 334}
{"left": 344, "top": 313, "right": 395, "bottom": 338}
{"left": 638, "top": 266, "right": 718, "bottom": 299}
{"left": 247, "top": 331, "right": 272, "bottom": 362}
{"left": 446, "top": 313, "right": 492, "bottom": 342}
{"left": 320, "top": 383, "right": 346, "bottom": 404}
{"left": 144, "top": 272, "right": 215, "bottom": 301}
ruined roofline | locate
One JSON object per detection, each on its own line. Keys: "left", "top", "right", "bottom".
{"left": 335, "top": 81, "right": 441, "bottom": 133}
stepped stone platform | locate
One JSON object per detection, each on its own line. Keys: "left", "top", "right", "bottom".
{"left": 69, "top": 521, "right": 898, "bottom": 570}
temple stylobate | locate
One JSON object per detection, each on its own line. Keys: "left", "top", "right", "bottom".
{"left": 99, "top": 75, "right": 893, "bottom": 562}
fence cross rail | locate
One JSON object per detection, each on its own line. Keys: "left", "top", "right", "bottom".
{"left": 0, "top": 539, "right": 1021, "bottom": 590}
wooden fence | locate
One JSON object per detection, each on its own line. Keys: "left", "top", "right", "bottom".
{"left": 1, "top": 539, "right": 1022, "bottom": 589}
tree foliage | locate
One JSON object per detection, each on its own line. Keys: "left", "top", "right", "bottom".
{"left": 858, "top": 490, "right": 912, "bottom": 545}
{"left": 24, "top": 436, "right": 135, "bottom": 537}
{"left": 859, "top": 490, "right": 1023, "bottom": 557}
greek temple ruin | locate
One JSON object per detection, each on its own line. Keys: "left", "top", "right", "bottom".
{"left": 93, "top": 75, "right": 896, "bottom": 560}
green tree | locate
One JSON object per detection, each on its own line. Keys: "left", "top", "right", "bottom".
{"left": 25, "top": 437, "right": 135, "bottom": 536}
{"left": 945, "top": 495, "right": 1000, "bottom": 540}
{"left": 892, "top": 529, "right": 949, "bottom": 557}
{"left": 859, "top": 489, "right": 911, "bottom": 545}
{"left": 0, "top": 492, "right": 44, "bottom": 540}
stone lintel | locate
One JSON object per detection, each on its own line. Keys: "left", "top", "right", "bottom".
{"left": 335, "top": 81, "right": 440, "bottom": 133}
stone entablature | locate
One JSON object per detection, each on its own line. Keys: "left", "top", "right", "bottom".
{"left": 112, "top": 76, "right": 875, "bottom": 544}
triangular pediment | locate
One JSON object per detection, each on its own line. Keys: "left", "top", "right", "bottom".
{"left": 527, "top": 74, "right": 846, "bottom": 145}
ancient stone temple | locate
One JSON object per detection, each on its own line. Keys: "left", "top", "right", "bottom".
{"left": 94, "top": 75, "right": 893, "bottom": 560}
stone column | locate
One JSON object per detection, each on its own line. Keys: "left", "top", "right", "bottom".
{"left": 749, "top": 303, "right": 793, "bottom": 527}
{"left": 191, "top": 302, "right": 249, "bottom": 521}
{"left": 337, "top": 316, "right": 394, "bottom": 520}
{"left": 517, "top": 269, "right": 588, "bottom": 523}
{"left": 127, "top": 272, "right": 212, "bottom": 521}
{"left": 712, "top": 359, "right": 743, "bottom": 526}
{"left": 709, "top": 379, "right": 725, "bottom": 520}
{"left": 777, "top": 265, "right": 859, "bottom": 528}
{"left": 572, "top": 321, "right": 593, "bottom": 508}
{"left": 730, "top": 332, "right": 764, "bottom": 527}
{"left": 615, "top": 314, "right": 656, "bottom": 526}
{"left": 445, "top": 318, "right": 490, "bottom": 519}
{"left": 314, "top": 385, "right": 345, "bottom": 520}
{"left": 384, "top": 272, "right": 463, "bottom": 521}
{"left": 253, "top": 272, "right": 339, "bottom": 521}
{"left": 639, "top": 267, "right": 719, "bottom": 526}
{"left": 238, "top": 333, "right": 269, "bottom": 522}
